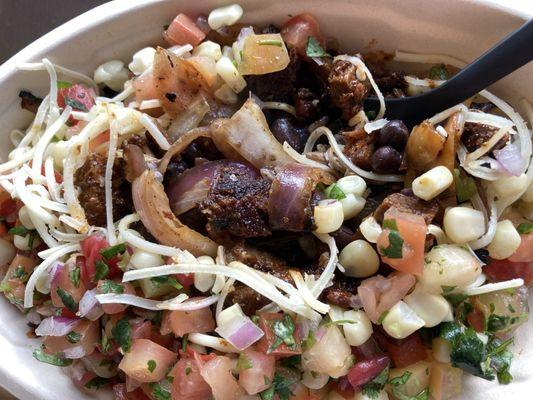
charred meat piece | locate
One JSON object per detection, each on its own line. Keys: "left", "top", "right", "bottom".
{"left": 200, "top": 164, "right": 271, "bottom": 240}
{"left": 373, "top": 70, "right": 407, "bottom": 98}
{"left": 294, "top": 88, "right": 321, "bottom": 121}
{"left": 461, "top": 122, "right": 509, "bottom": 153}
{"left": 226, "top": 244, "right": 292, "bottom": 314}
{"left": 180, "top": 137, "right": 224, "bottom": 166}
{"left": 322, "top": 275, "right": 360, "bottom": 309}
{"left": 19, "top": 90, "right": 43, "bottom": 114}
{"left": 245, "top": 48, "right": 301, "bottom": 102}
{"left": 75, "top": 153, "right": 132, "bottom": 227}
{"left": 342, "top": 128, "right": 376, "bottom": 171}
{"left": 328, "top": 60, "right": 369, "bottom": 120}
{"left": 373, "top": 192, "right": 438, "bottom": 225}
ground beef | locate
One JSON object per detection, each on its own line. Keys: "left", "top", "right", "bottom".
{"left": 75, "top": 153, "right": 131, "bottom": 227}
{"left": 328, "top": 60, "right": 369, "bottom": 120}
{"left": 342, "top": 128, "right": 376, "bottom": 171}
{"left": 244, "top": 48, "right": 301, "bottom": 102}
{"left": 226, "top": 244, "right": 292, "bottom": 314}
{"left": 19, "top": 90, "right": 42, "bottom": 113}
{"left": 200, "top": 165, "right": 271, "bottom": 241}
{"left": 461, "top": 122, "right": 509, "bottom": 153}
{"left": 373, "top": 192, "right": 439, "bottom": 225}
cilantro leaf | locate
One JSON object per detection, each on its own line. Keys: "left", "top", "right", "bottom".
{"left": 257, "top": 39, "right": 284, "bottom": 47}
{"left": 379, "top": 220, "right": 404, "bottom": 259}
{"left": 324, "top": 183, "right": 346, "bottom": 200}
{"left": 112, "top": 318, "right": 131, "bottom": 352}
{"left": 237, "top": 353, "right": 252, "bottom": 370}
{"left": 441, "top": 285, "right": 456, "bottom": 294}
{"left": 66, "top": 331, "right": 81, "bottom": 344}
{"left": 362, "top": 365, "right": 389, "bottom": 399}
{"left": 517, "top": 222, "right": 533, "bottom": 234}
{"left": 57, "top": 80, "right": 72, "bottom": 89}
{"left": 64, "top": 97, "right": 89, "bottom": 112}
{"left": 69, "top": 266, "right": 81, "bottom": 288}
{"left": 377, "top": 310, "right": 389, "bottom": 325}
{"left": 306, "top": 36, "right": 330, "bottom": 58}
{"left": 100, "top": 279, "right": 124, "bottom": 294}
{"left": 453, "top": 168, "right": 477, "bottom": 202}
{"left": 260, "top": 373, "right": 297, "bottom": 400}
{"left": 148, "top": 382, "right": 171, "bottom": 400}
{"left": 388, "top": 371, "right": 412, "bottom": 386}
{"left": 487, "top": 315, "right": 510, "bottom": 332}
{"left": 100, "top": 243, "right": 126, "bottom": 260}
{"left": 9, "top": 226, "right": 29, "bottom": 236}
{"left": 147, "top": 359, "right": 157, "bottom": 373}
{"left": 94, "top": 260, "right": 109, "bottom": 281}
{"left": 33, "top": 347, "right": 72, "bottom": 366}
{"left": 150, "top": 275, "right": 183, "bottom": 291}
{"left": 56, "top": 287, "right": 78, "bottom": 312}
{"left": 268, "top": 314, "right": 296, "bottom": 353}
{"left": 84, "top": 376, "right": 107, "bottom": 390}
{"left": 323, "top": 319, "right": 356, "bottom": 327}
{"left": 428, "top": 64, "right": 449, "bottom": 80}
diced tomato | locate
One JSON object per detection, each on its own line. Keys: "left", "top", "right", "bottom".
{"left": 466, "top": 307, "right": 486, "bottom": 332}
{"left": 118, "top": 338, "right": 177, "bottom": 383}
{"left": 43, "top": 320, "right": 99, "bottom": 358}
{"left": 238, "top": 349, "right": 275, "bottom": 395}
{"left": 50, "top": 261, "right": 87, "bottom": 309}
{"left": 133, "top": 73, "right": 158, "bottom": 103}
{"left": 170, "top": 357, "right": 212, "bottom": 400}
{"left": 374, "top": 330, "right": 428, "bottom": 368}
{"left": 168, "top": 306, "right": 215, "bottom": 337}
{"left": 113, "top": 384, "right": 152, "bottom": 400}
{"left": 0, "top": 254, "right": 37, "bottom": 305}
{"left": 377, "top": 208, "right": 426, "bottom": 275}
{"left": 289, "top": 383, "right": 310, "bottom": 399}
{"left": 328, "top": 380, "right": 354, "bottom": 399}
{"left": 199, "top": 356, "right": 245, "bottom": 400}
{"left": 150, "top": 328, "right": 173, "bottom": 348}
{"left": 484, "top": 258, "right": 533, "bottom": 286}
{"left": 131, "top": 319, "right": 152, "bottom": 340}
{"left": 281, "top": 13, "right": 325, "bottom": 57}
{"left": 0, "top": 222, "right": 7, "bottom": 237}
{"left": 57, "top": 84, "right": 95, "bottom": 112}
{"left": 96, "top": 280, "right": 136, "bottom": 314}
{"left": 256, "top": 313, "right": 302, "bottom": 357}
{"left": 176, "top": 273, "right": 194, "bottom": 288}
{"left": 165, "top": 13, "right": 206, "bottom": 47}
{"left": 351, "top": 337, "right": 384, "bottom": 361}
{"left": 509, "top": 233, "right": 533, "bottom": 262}
{"left": 346, "top": 355, "right": 389, "bottom": 389}
{"left": 80, "top": 235, "right": 121, "bottom": 285}
{"left": 0, "top": 198, "right": 18, "bottom": 222}
{"left": 88, "top": 130, "right": 110, "bottom": 153}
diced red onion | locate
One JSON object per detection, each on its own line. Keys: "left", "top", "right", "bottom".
{"left": 78, "top": 289, "right": 104, "bottom": 321}
{"left": 215, "top": 318, "right": 264, "bottom": 351}
{"left": 63, "top": 345, "right": 87, "bottom": 359}
{"left": 493, "top": 143, "right": 524, "bottom": 177}
{"left": 126, "top": 376, "right": 142, "bottom": 392}
{"left": 35, "top": 316, "right": 80, "bottom": 337}
{"left": 26, "top": 309, "right": 41, "bottom": 325}
{"left": 195, "top": 15, "right": 210, "bottom": 34}
{"left": 268, "top": 163, "right": 334, "bottom": 231}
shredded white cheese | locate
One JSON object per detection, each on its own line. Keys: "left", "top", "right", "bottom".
{"left": 463, "top": 279, "right": 524, "bottom": 296}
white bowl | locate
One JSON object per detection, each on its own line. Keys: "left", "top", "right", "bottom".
{"left": 0, "top": 1, "right": 531, "bottom": 399}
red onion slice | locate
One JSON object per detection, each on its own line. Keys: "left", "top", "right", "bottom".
{"left": 78, "top": 289, "right": 104, "bottom": 321}
{"left": 215, "top": 317, "right": 264, "bottom": 351}
{"left": 268, "top": 163, "right": 334, "bottom": 231}
{"left": 35, "top": 316, "right": 80, "bottom": 337}
{"left": 493, "top": 143, "right": 524, "bottom": 177}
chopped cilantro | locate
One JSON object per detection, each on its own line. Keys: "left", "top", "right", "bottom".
{"left": 8, "top": 226, "right": 29, "bottom": 236}
{"left": 388, "top": 371, "right": 430, "bottom": 400}
{"left": 379, "top": 220, "right": 404, "bottom": 259}
{"left": 268, "top": 314, "right": 296, "bottom": 353}
{"left": 487, "top": 315, "right": 510, "bottom": 332}
{"left": 362, "top": 365, "right": 389, "bottom": 399}
{"left": 377, "top": 310, "right": 389, "bottom": 325}
{"left": 305, "top": 36, "right": 330, "bottom": 58}
{"left": 389, "top": 371, "right": 412, "bottom": 386}
{"left": 237, "top": 353, "right": 253, "bottom": 370}
{"left": 323, "top": 319, "right": 356, "bottom": 327}
{"left": 185, "top": 366, "right": 192, "bottom": 375}
{"left": 27, "top": 230, "right": 38, "bottom": 249}
{"left": 441, "top": 285, "right": 456, "bottom": 294}
{"left": 66, "top": 331, "right": 81, "bottom": 344}
{"left": 366, "top": 110, "right": 377, "bottom": 120}
{"left": 279, "top": 355, "right": 301, "bottom": 370}
{"left": 302, "top": 330, "right": 316, "bottom": 350}
{"left": 444, "top": 292, "right": 468, "bottom": 307}
{"left": 100, "top": 279, "right": 124, "bottom": 294}
{"left": 12, "top": 266, "right": 28, "bottom": 281}
{"left": 56, "top": 287, "right": 77, "bottom": 312}
{"left": 64, "top": 97, "right": 89, "bottom": 112}
{"left": 181, "top": 333, "right": 188, "bottom": 352}
{"left": 150, "top": 275, "right": 183, "bottom": 291}
{"left": 324, "top": 183, "right": 346, "bottom": 200}
{"left": 438, "top": 322, "right": 514, "bottom": 383}
{"left": 112, "top": 318, "right": 131, "bottom": 352}
{"left": 517, "top": 222, "right": 533, "bottom": 234}
{"left": 100, "top": 243, "right": 126, "bottom": 260}
{"left": 69, "top": 266, "right": 81, "bottom": 288}
{"left": 428, "top": 64, "right": 449, "bottom": 80}
{"left": 257, "top": 39, "right": 283, "bottom": 47}
{"left": 101, "top": 331, "right": 111, "bottom": 353}
{"left": 260, "top": 373, "right": 297, "bottom": 400}
{"left": 149, "top": 382, "right": 171, "bottom": 400}
{"left": 84, "top": 376, "right": 107, "bottom": 390}
{"left": 94, "top": 260, "right": 109, "bottom": 281}
{"left": 147, "top": 359, "right": 157, "bottom": 373}
{"left": 453, "top": 168, "right": 477, "bottom": 202}
{"left": 33, "top": 347, "right": 72, "bottom": 366}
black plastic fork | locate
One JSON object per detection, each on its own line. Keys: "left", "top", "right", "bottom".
{"left": 364, "top": 19, "right": 533, "bottom": 125}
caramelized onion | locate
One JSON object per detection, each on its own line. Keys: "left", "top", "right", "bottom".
{"left": 132, "top": 169, "right": 217, "bottom": 257}
{"left": 210, "top": 99, "right": 294, "bottom": 169}
{"left": 268, "top": 163, "right": 334, "bottom": 231}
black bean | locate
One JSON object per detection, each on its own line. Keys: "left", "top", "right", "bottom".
{"left": 376, "top": 120, "right": 409, "bottom": 150}
{"left": 371, "top": 146, "right": 402, "bottom": 173}
{"left": 271, "top": 118, "right": 309, "bottom": 153}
